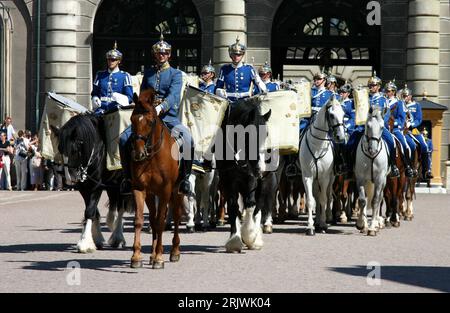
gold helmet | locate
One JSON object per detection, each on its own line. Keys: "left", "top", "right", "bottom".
{"left": 106, "top": 41, "right": 123, "bottom": 60}
{"left": 152, "top": 33, "right": 172, "bottom": 54}
{"left": 258, "top": 61, "right": 272, "bottom": 74}
{"left": 385, "top": 80, "right": 398, "bottom": 92}
{"left": 400, "top": 84, "right": 412, "bottom": 97}
{"left": 368, "top": 71, "right": 382, "bottom": 86}
{"left": 201, "top": 59, "right": 216, "bottom": 75}
{"left": 228, "top": 36, "right": 246, "bottom": 56}
{"left": 313, "top": 72, "right": 327, "bottom": 80}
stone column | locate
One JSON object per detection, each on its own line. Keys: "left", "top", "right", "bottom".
{"left": 407, "top": 0, "right": 440, "bottom": 101}
{"left": 45, "top": 0, "right": 79, "bottom": 98}
{"left": 213, "top": 0, "right": 246, "bottom": 68}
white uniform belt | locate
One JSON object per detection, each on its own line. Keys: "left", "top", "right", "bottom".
{"left": 228, "top": 91, "right": 251, "bottom": 98}
{"left": 100, "top": 97, "right": 112, "bottom": 102}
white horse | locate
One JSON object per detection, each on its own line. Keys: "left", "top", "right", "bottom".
{"left": 299, "top": 96, "right": 346, "bottom": 236}
{"left": 355, "top": 107, "right": 389, "bottom": 236}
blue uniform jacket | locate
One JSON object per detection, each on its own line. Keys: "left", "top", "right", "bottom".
{"left": 265, "top": 81, "right": 280, "bottom": 92}
{"left": 215, "top": 63, "right": 262, "bottom": 101}
{"left": 341, "top": 98, "right": 355, "bottom": 134}
{"left": 141, "top": 65, "right": 183, "bottom": 121}
{"left": 405, "top": 101, "right": 423, "bottom": 129}
{"left": 199, "top": 81, "right": 216, "bottom": 94}
{"left": 383, "top": 97, "right": 406, "bottom": 130}
{"left": 91, "top": 69, "right": 133, "bottom": 108}
{"left": 311, "top": 87, "right": 333, "bottom": 112}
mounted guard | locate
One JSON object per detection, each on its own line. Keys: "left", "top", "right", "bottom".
{"left": 199, "top": 60, "right": 216, "bottom": 94}
{"left": 258, "top": 61, "right": 280, "bottom": 92}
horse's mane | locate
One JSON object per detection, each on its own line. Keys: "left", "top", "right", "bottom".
{"left": 228, "top": 97, "right": 266, "bottom": 127}
{"left": 134, "top": 88, "right": 157, "bottom": 115}
{"left": 58, "top": 114, "right": 101, "bottom": 164}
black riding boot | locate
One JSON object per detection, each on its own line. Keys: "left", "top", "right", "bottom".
{"left": 404, "top": 152, "right": 414, "bottom": 178}
{"left": 422, "top": 152, "right": 433, "bottom": 179}
{"left": 389, "top": 149, "right": 400, "bottom": 177}
{"left": 119, "top": 141, "right": 132, "bottom": 195}
{"left": 179, "top": 145, "right": 194, "bottom": 195}
{"left": 410, "top": 151, "right": 418, "bottom": 177}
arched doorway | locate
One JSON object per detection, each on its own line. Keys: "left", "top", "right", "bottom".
{"left": 93, "top": 0, "right": 202, "bottom": 75}
{"left": 272, "top": 0, "right": 380, "bottom": 84}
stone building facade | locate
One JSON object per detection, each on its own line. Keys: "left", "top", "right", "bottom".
{"left": 1, "top": 0, "right": 449, "bottom": 185}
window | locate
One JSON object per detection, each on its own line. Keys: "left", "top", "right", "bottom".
{"left": 93, "top": 0, "right": 201, "bottom": 74}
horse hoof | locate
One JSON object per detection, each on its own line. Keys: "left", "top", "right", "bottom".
{"left": 186, "top": 226, "right": 195, "bottom": 233}
{"left": 217, "top": 220, "right": 225, "bottom": 227}
{"left": 263, "top": 225, "right": 273, "bottom": 234}
{"left": 306, "top": 228, "right": 315, "bottom": 236}
{"left": 152, "top": 260, "right": 164, "bottom": 269}
{"left": 170, "top": 254, "right": 180, "bottom": 263}
{"left": 385, "top": 221, "right": 392, "bottom": 229}
{"left": 130, "top": 260, "right": 143, "bottom": 269}
{"left": 315, "top": 226, "right": 327, "bottom": 234}
{"left": 393, "top": 221, "right": 400, "bottom": 228}
{"left": 367, "top": 230, "right": 377, "bottom": 237}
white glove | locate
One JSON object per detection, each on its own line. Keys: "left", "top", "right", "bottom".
{"left": 112, "top": 92, "right": 130, "bottom": 107}
{"left": 155, "top": 105, "right": 162, "bottom": 116}
{"left": 406, "top": 121, "right": 411, "bottom": 129}
{"left": 91, "top": 96, "right": 101, "bottom": 109}
{"left": 216, "top": 88, "right": 227, "bottom": 99}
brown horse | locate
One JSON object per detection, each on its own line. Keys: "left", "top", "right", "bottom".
{"left": 403, "top": 146, "right": 421, "bottom": 221}
{"left": 383, "top": 112, "right": 407, "bottom": 228}
{"left": 129, "top": 88, "right": 184, "bottom": 269}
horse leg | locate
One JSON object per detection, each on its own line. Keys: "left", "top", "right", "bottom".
{"left": 170, "top": 193, "right": 184, "bottom": 263}
{"left": 184, "top": 193, "right": 195, "bottom": 233}
{"left": 356, "top": 184, "right": 368, "bottom": 232}
{"left": 131, "top": 190, "right": 146, "bottom": 268}
{"left": 152, "top": 189, "right": 171, "bottom": 269}
{"left": 77, "top": 189, "right": 103, "bottom": 253}
{"left": 108, "top": 208, "right": 126, "bottom": 248}
{"left": 316, "top": 180, "right": 330, "bottom": 233}
{"left": 303, "top": 177, "right": 316, "bottom": 236}
{"left": 225, "top": 192, "right": 243, "bottom": 253}
{"left": 146, "top": 195, "right": 157, "bottom": 265}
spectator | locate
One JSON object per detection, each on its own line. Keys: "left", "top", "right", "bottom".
{"left": 0, "top": 132, "right": 13, "bottom": 190}
{"left": 29, "top": 134, "right": 44, "bottom": 191}
{"left": 0, "top": 117, "right": 16, "bottom": 142}
{"left": 14, "top": 130, "right": 30, "bottom": 191}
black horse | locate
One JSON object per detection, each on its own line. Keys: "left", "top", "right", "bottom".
{"left": 216, "top": 98, "right": 271, "bottom": 253}
{"left": 55, "top": 113, "right": 134, "bottom": 253}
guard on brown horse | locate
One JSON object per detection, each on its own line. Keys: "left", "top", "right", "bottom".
{"left": 129, "top": 89, "right": 184, "bottom": 269}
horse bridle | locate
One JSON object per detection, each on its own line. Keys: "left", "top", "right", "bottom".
{"left": 131, "top": 110, "right": 165, "bottom": 160}
{"left": 361, "top": 125, "right": 384, "bottom": 183}
{"left": 309, "top": 104, "right": 344, "bottom": 141}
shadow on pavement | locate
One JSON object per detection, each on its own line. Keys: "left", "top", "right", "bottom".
{"left": 0, "top": 243, "right": 75, "bottom": 254}
{"left": 330, "top": 265, "right": 450, "bottom": 292}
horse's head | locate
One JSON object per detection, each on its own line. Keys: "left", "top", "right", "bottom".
{"left": 225, "top": 98, "right": 271, "bottom": 177}
{"left": 365, "top": 106, "right": 384, "bottom": 156}
{"left": 325, "top": 95, "right": 346, "bottom": 144}
{"left": 57, "top": 114, "right": 101, "bottom": 183}
{"left": 130, "top": 88, "right": 158, "bottom": 162}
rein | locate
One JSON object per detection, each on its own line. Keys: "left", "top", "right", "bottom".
{"left": 132, "top": 110, "right": 165, "bottom": 161}
{"left": 361, "top": 131, "right": 384, "bottom": 183}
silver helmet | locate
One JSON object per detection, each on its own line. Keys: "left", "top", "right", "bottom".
{"left": 201, "top": 59, "right": 216, "bottom": 76}
{"left": 152, "top": 33, "right": 172, "bottom": 54}
{"left": 106, "top": 41, "right": 123, "bottom": 60}
{"left": 228, "top": 36, "right": 246, "bottom": 56}
{"left": 259, "top": 61, "right": 272, "bottom": 74}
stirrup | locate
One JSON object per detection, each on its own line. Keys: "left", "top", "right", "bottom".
{"left": 120, "top": 179, "right": 132, "bottom": 195}
{"left": 285, "top": 163, "right": 299, "bottom": 177}
{"left": 405, "top": 166, "right": 414, "bottom": 178}
{"left": 389, "top": 166, "right": 400, "bottom": 177}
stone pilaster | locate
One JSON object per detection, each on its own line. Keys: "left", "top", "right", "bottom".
{"left": 45, "top": 0, "right": 79, "bottom": 97}
{"left": 407, "top": 0, "right": 440, "bottom": 101}
{"left": 213, "top": 0, "right": 246, "bottom": 67}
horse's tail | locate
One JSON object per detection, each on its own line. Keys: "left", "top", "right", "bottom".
{"left": 107, "top": 194, "right": 135, "bottom": 215}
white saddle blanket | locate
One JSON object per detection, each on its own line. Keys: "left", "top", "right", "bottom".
{"left": 103, "top": 109, "right": 133, "bottom": 171}
{"left": 179, "top": 85, "right": 229, "bottom": 158}
{"left": 257, "top": 90, "right": 303, "bottom": 155}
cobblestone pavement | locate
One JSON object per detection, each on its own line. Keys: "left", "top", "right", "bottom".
{"left": 1, "top": 191, "right": 449, "bottom": 293}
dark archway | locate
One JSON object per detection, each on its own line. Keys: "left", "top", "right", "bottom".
{"left": 271, "top": 0, "right": 380, "bottom": 80}
{"left": 93, "top": 0, "right": 201, "bottom": 75}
